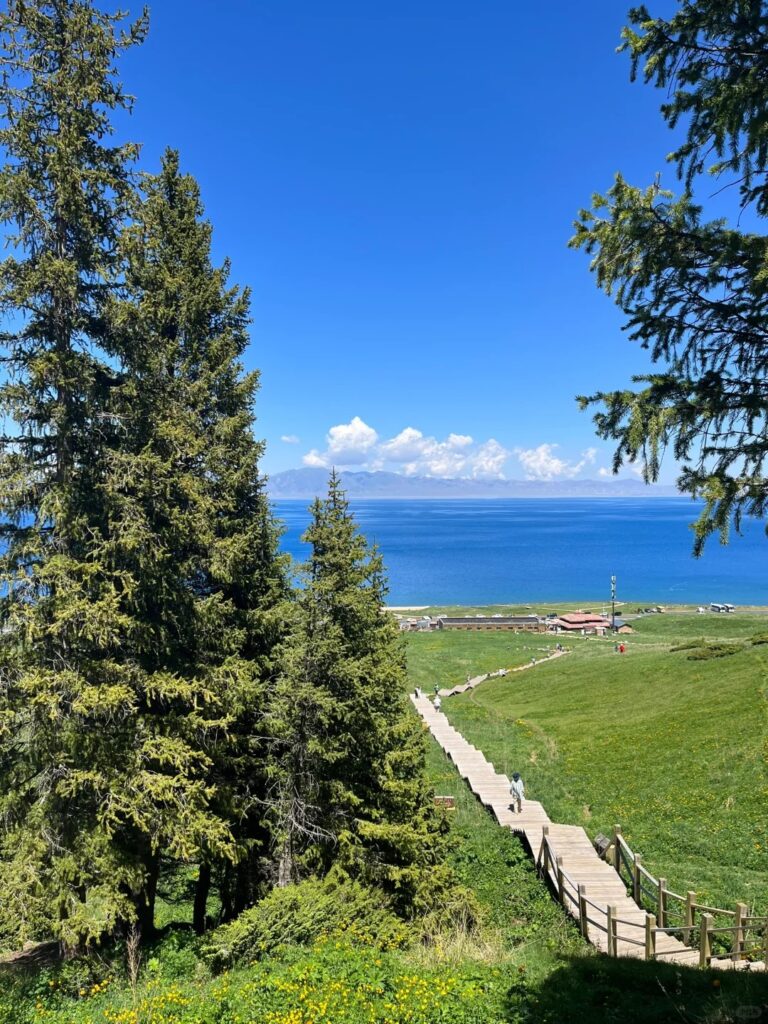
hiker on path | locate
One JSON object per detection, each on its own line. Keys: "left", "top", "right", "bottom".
{"left": 433, "top": 695, "right": 442, "bottom": 711}
{"left": 509, "top": 772, "right": 525, "bottom": 814}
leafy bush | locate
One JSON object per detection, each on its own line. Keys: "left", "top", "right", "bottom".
{"left": 750, "top": 632, "right": 768, "bottom": 645}
{"left": 670, "top": 641, "right": 743, "bottom": 660}
{"left": 204, "top": 877, "right": 412, "bottom": 970}
{"left": 685, "top": 643, "right": 743, "bottom": 661}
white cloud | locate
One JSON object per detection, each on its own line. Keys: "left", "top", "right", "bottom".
{"left": 302, "top": 415, "right": 379, "bottom": 468}
{"left": 447, "top": 433, "right": 473, "bottom": 449}
{"left": 472, "top": 439, "right": 508, "bottom": 478}
{"left": 302, "top": 449, "right": 328, "bottom": 468}
{"left": 281, "top": 434, "right": 300, "bottom": 444}
{"left": 598, "top": 460, "right": 648, "bottom": 480}
{"left": 380, "top": 427, "right": 430, "bottom": 463}
{"left": 515, "top": 444, "right": 597, "bottom": 481}
{"left": 301, "top": 418, "right": 510, "bottom": 479}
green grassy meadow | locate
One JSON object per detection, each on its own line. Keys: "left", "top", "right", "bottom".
{"left": 3, "top": 609, "right": 768, "bottom": 1022}
{"left": 407, "top": 612, "right": 768, "bottom": 913}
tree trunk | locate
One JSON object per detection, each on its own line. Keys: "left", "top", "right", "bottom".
{"left": 277, "top": 838, "right": 294, "bottom": 888}
{"left": 136, "top": 853, "right": 159, "bottom": 939}
{"left": 193, "top": 863, "right": 211, "bottom": 934}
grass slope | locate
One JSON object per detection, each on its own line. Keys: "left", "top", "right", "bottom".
{"left": 408, "top": 613, "right": 768, "bottom": 912}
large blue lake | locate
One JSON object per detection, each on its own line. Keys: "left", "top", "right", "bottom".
{"left": 273, "top": 499, "right": 768, "bottom": 606}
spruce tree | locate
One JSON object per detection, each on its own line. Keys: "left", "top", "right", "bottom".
{"left": 108, "top": 150, "right": 290, "bottom": 934}
{"left": 0, "top": 5, "right": 286, "bottom": 946}
{"left": 0, "top": 0, "right": 149, "bottom": 946}
{"left": 272, "top": 474, "right": 446, "bottom": 913}
{"left": 572, "top": 1, "right": 768, "bottom": 549}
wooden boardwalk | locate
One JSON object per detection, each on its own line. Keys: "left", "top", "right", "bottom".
{"left": 412, "top": 693, "right": 759, "bottom": 970}
{"left": 436, "top": 649, "right": 569, "bottom": 698}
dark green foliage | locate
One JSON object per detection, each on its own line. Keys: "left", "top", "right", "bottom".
{"left": 669, "top": 638, "right": 744, "bottom": 658}
{"left": 0, "top": 0, "right": 150, "bottom": 946}
{"left": 0, "top": 0, "right": 287, "bottom": 945}
{"left": 0, "top": 0, "right": 451, "bottom": 961}
{"left": 271, "top": 474, "right": 451, "bottom": 913}
{"left": 109, "top": 150, "right": 290, "bottom": 929}
{"left": 571, "top": 1, "right": 768, "bottom": 551}
{"left": 750, "top": 632, "right": 768, "bottom": 645}
{"left": 204, "top": 877, "right": 411, "bottom": 970}
{"left": 683, "top": 643, "right": 743, "bottom": 661}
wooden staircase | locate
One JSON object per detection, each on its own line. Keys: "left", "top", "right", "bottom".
{"left": 414, "top": 693, "right": 764, "bottom": 971}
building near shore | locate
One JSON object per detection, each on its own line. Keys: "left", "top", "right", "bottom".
{"left": 399, "top": 616, "right": 438, "bottom": 631}
{"left": 437, "top": 615, "right": 544, "bottom": 632}
{"left": 613, "top": 618, "right": 634, "bottom": 634}
{"left": 550, "top": 612, "right": 611, "bottom": 636}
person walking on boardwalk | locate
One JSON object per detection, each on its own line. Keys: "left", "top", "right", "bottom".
{"left": 433, "top": 694, "right": 442, "bottom": 711}
{"left": 509, "top": 772, "right": 525, "bottom": 813}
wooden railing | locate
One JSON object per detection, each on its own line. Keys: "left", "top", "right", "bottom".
{"left": 538, "top": 825, "right": 768, "bottom": 967}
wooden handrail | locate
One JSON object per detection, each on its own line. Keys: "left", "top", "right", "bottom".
{"left": 549, "top": 824, "right": 765, "bottom": 967}
{"left": 612, "top": 914, "right": 646, "bottom": 928}
{"left": 664, "top": 887, "right": 686, "bottom": 904}
{"left": 691, "top": 903, "right": 736, "bottom": 918}
{"left": 705, "top": 923, "right": 752, "bottom": 936}
{"left": 636, "top": 860, "right": 657, "bottom": 883}
{"left": 609, "top": 828, "right": 748, "bottom": 926}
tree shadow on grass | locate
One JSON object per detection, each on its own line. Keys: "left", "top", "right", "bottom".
{"left": 511, "top": 955, "right": 768, "bottom": 1024}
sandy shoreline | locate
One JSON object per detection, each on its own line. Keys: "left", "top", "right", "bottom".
{"left": 384, "top": 606, "right": 429, "bottom": 611}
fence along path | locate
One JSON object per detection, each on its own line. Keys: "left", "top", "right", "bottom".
{"left": 412, "top": 693, "right": 766, "bottom": 971}
{"left": 436, "top": 648, "right": 568, "bottom": 698}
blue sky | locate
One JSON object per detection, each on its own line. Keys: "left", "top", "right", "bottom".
{"left": 122, "top": 0, "right": 685, "bottom": 483}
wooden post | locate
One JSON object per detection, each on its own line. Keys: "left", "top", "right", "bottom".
{"left": 632, "top": 855, "right": 642, "bottom": 905}
{"left": 733, "top": 902, "right": 748, "bottom": 961}
{"left": 578, "top": 885, "right": 589, "bottom": 940}
{"left": 700, "top": 913, "right": 713, "bottom": 968}
{"left": 684, "top": 891, "right": 696, "bottom": 945}
{"left": 538, "top": 825, "right": 549, "bottom": 874}
{"left": 657, "top": 877, "right": 667, "bottom": 928}
{"left": 645, "top": 912, "right": 657, "bottom": 961}
{"left": 607, "top": 904, "right": 618, "bottom": 957}
{"left": 613, "top": 825, "right": 622, "bottom": 873}
{"left": 556, "top": 856, "right": 565, "bottom": 905}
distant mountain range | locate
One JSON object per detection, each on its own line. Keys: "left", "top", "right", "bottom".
{"left": 266, "top": 468, "right": 681, "bottom": 500}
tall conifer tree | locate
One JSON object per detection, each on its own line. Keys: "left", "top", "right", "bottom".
{"left": 273, "top": 474, "right": 445, "bottom": 913}
{"left": 108, "top": 150, "right": 290, "bottom": 934}
{"left": 0, "top": 0, "right": 149, "bottom": 945}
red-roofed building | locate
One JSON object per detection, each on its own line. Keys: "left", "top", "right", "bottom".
{"left": 550, "top": 612, "right": 611, "bottom": 635}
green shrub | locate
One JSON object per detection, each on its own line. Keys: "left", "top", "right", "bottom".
{"left": 204, "top": 877, "right": 412, "bottom": 970}
{"left": 750, "top": 632, "right": 768, "bottom": 645}
{"left": 670, "top": 640, "right": 744, "bottom": 660}
{"left": 685, "top": 643, "right": 743, "bottom": 661}
{"left": 669, "top": 640, "right": 706, "bottom": 652}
